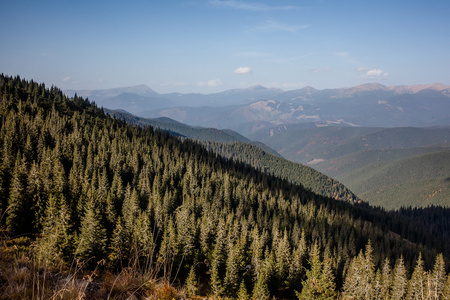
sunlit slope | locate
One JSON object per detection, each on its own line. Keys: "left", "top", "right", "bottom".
{"left": 250, "top": 126, "right": 450, "bottom": 164}
{"left": 204, "top": 141, "right": 359, "bottom": 202}
{"left": 314, "top": 145, "right": 450, "bottom": 178}
{"left": 253, "top": 126, "right": 450, "bottom": 208}
{"left": 335, "top": 150, "right": 450, "bottom": 209}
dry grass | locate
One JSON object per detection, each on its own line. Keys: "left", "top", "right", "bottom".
{"left": 0, "top": 235, "right": 187, "bottom": 300}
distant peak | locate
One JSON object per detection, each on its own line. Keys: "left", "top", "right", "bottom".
{"left": 300, "top": 86, "right": 318, "bottom": 93}
{"left": 247, "top": 84, "right": 267, "bottom": 91}
{"left": 353, "top": 83, "right": 389, "bottom": 91}
{"left": 124, "top": 84, "right": 158, "bottom": 95}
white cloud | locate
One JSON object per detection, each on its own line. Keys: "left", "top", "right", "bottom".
{"left": 359, "top": 68, "right": 389, "bottom": 79}
{"left": 234, "top": 67, "right": 252, "bottom": 74}
{"left": 198, "top": 79, "right": 222, "bottom": 87}
{"left": 209, "top": 0, "right": 298, "bottom": 11}
{"left": 62, "top": 76, "right": 71, "bottom": 82}
{"left": 366, "top": 68, "right": 389, "bottom": 78}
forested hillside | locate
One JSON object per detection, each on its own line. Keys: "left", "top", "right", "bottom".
{"left": 106, "top": 108, "right": 360, "bottom": 204}
{"left": 251, "top": 125, "right": 450, "bottom": 208}
{"left": 203, "top": 141, "right": 359, "bottom": 203}
{"left": 334, "top": 150, "right": 450, "bottom": 209}
{"left": 2, "top": 74, "right": 450, "bottom": 299}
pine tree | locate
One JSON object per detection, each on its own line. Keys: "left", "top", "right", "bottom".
{"left": 442, "top": 275, "right": 450, "bottom": 300}
{"left": 175, "top": 206, "right": 196, "bottom": 261}
{"left": 380, "top": 258, "right": 392, "bottom": 300}
{"left": 237, "top": 279, "right": 249, "bottom": 300}
{"left": 76, "top": 195, "right": 107, "bottom": 267}
{"left": 210, "top": 218, "right": 227, "bottom": 297}
{"left": 319, "top": 253, "right": 336, "bottom": 300}
{"left": 391, "top": 256, "right": 407, "bottom": 300}
{"left": 252, "top": 260, "right": 270, "bottom": 300}
{"left": 210, "top": 262, "right": 225, "bottom": 297}
{"left": 109, "top": 217, "right": 126, "bottom": 267}
{"left": 342, "top": 242, "right": 375, "bottom": 300}
{"left": 288, "top": 230, "right": 307, "bottom": 291}
{"left": 275, "top": 229, "right": 291, "bottom": 289}
{"left": 297, "top": 241, "right": 322, "bottom": 299}
{"left": 6, "top": 153, "right": 32, "bottom": 234}
{"left": 224, "top": 241, "right": 243, "bottom": 296}
{"left": 37, "top": 194, "right": 73, "bottom": 265}
{"left": 429, "top": 254, "right": 446, "bottom": 300}
{"left": 406, "top": 253, "right": 426, "bottom": 300}
{"left": 185, "top": 265, "right": 198, "bottom": 298}
{"left": 297, "top": 241, "right": 335, "bottom": 300}
{"left": 158, "top": 217, "right": 178, "bottom": 283}
{"left": 27, "top": 161, "right": 45, "bottom": 231}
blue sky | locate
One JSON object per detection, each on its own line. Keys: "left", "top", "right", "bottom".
{"left": 1, "top": 0, "right": 449, "bottom": 93}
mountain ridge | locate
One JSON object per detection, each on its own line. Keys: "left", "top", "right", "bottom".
{"left": 66, "top": 82, "right": 450, "bottom": 99}
{"left": 65, "top": 82, "right": 450, "bottom": 129}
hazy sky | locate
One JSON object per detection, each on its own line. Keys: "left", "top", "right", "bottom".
{"left": 1, "top": 0, "right": 449, "bottom": 93}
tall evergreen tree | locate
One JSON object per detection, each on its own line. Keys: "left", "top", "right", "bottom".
{"left": 342, "top": 242, "right": 375, "bottom": 300}
{"left": 252, "top": 258, "right": 271, "bottom": 300}
{"left": 297, "top": 241, "right": 335, "bottom": 300}
{"left": 37, "top": 194, "right": 72, "bottom": 265}
{"left": 429, "top": 253, "right": 446, "bottom": 300}
{"left": 237, "top": 279, "right": 250, "bottom": 300}
{"left": 210, "top": 218, "right": 227, "bottom": 297}
{"left": 391, "top": 256, "right": 407, "bottom": 300}
{"left": 406, "top": 253, "right": 426, "bottom": 300}
{"left": 185, "top": 265, "right": 198, "bottom": 298}
{"left": 76, "top": 195, "right": 107, "bottom": 267}
{"left": 6, "top": 153, "right": 31, "bottom": 234}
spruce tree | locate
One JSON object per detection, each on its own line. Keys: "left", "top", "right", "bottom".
{"left": 237, "top": 279, "right": 250, "bottom": 300}
{"left": 6, "top": 153, "right": 31, "bottom": 234}
{"left": 380, "top": 258, "right": 392, "bottom": 300}
{"left": 342, "top": 242, "right": 375, "bottom": 299}
{"left": 210, "top": 218, "right": 227, "bottom": 297}
{"left": 76, "top": 195, "right": 107, "bottom": 267}
{"left": 288, "top": 230, "right": 307, "bottom": 291}
{"left": 252, "top": 260, "right": 270, "bottom": 300}
{"left": 319, "top": 253, "right": 336, "bottom": 300}
{"left": 429, "top": 253, "right": 446, "bottom": 300}
{"left": 297, "top": 241, "right": 322, "bottom": 299}
{"left": 224, "top": 242, "right": 243, "bottom": 297}
{"left": 275, "top": 229, "right": 291, "bottom": 289}
{"left": 391, "top": 256, "right": 407, "bottom": 300}
{"left": 37, "top": 194, "right": 72, "bottom": 266}
{"left": 406, "top": 253, "right": 426, "bottom": 300}
{"left": 297, "top": 241, "right": 335, "bottom": 300}
{"left": 185, "top": 265, "right": 198, "bottom": 298}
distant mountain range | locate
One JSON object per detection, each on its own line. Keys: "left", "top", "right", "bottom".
{"left": 66, "top": 82, "right": 450, "bottom": 132}
{"left": 249, "top": 125, "right": 450, "bottom": 208}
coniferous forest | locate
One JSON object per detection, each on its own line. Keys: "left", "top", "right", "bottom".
{"left": 2, "top": 73, "right": 450, "bottom": 299}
